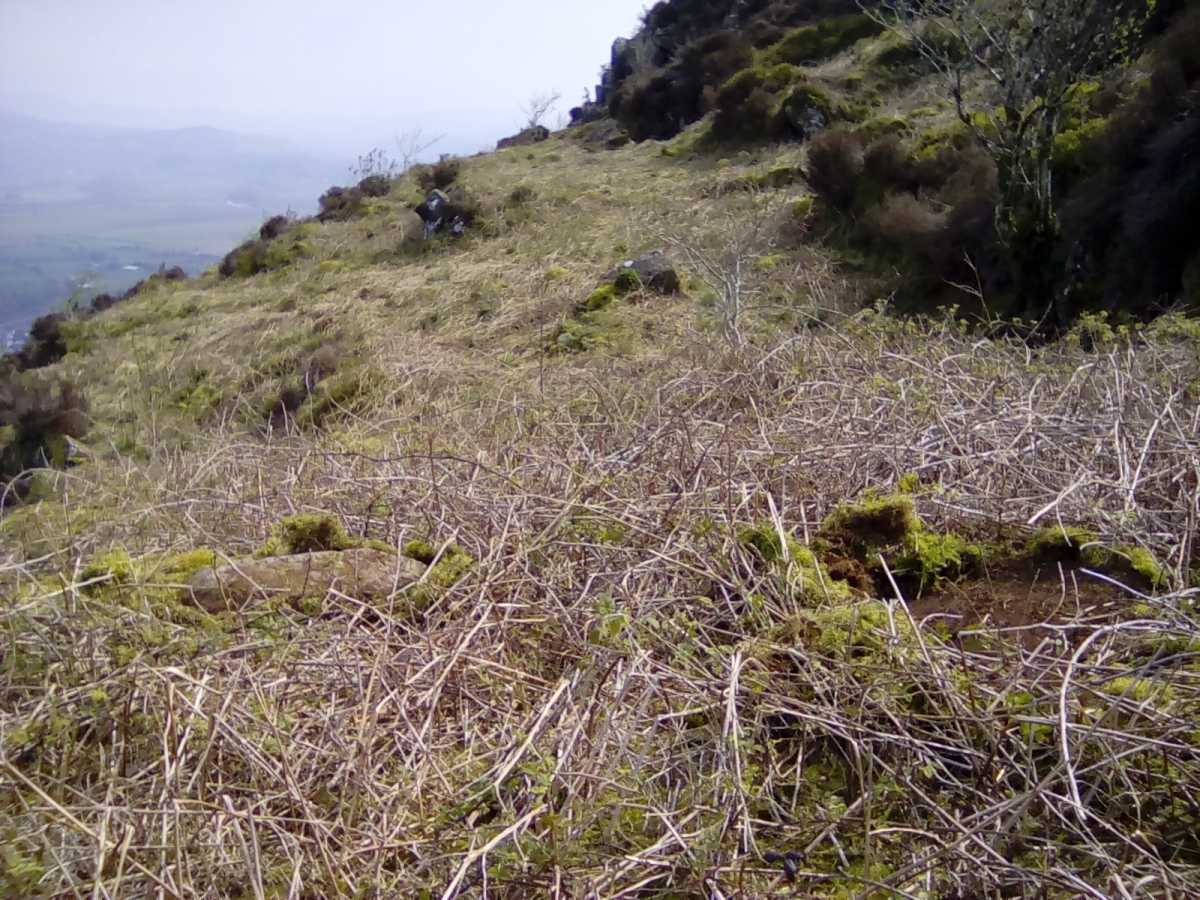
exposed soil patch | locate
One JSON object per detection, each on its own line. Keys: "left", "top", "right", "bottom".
{"left": 907, "top": 558, "right": 1136, "bottom": 638}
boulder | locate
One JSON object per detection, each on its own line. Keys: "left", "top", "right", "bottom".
{"left": 394, "top": 208, "right": 426, "bottom": 249}
{"left": 496, "top": 125, "right": 550, "bottom": 150}
{"left": 182, "top": 548, "right": 426, "bottom": 613}
{"left": 603, "top": 251, "right": 681, "bottom": 294}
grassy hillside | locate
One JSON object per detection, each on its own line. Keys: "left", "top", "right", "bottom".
{"left": 3, "top": 11, "right": 1200, "bottom": 899}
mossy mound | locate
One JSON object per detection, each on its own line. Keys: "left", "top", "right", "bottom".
{"left": 1027, "top": 526, "right": 1171, "bottom": 589}
{"left": 764, "top": 15, "right": 884, "bottom": 67}
{"left": 710, "top": 64, "right": 833, "bottom": 143}
{"left": 818, "top": 494, "right": 982, "bottom": 594}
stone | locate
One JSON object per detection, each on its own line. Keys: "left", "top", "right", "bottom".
{"left": 182, "top": 548, "right": 426, "bottom": 613}
{"left": 603, "top": 251, "right": 681, "bottom": 294}
{"left": 394, "top": 209, "right": 426, "bottom": 249}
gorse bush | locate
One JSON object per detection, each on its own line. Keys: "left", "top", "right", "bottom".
{"left": 0, "top": 378, "right": 89, "bottom": 496}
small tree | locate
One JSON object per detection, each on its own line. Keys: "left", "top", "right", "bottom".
{"left": 394, "top": 126, "right": 444, "bottom": 171}
{"left": 865, "top": 0, "right": 1154, "bottom": 304}
{"left": 521, "top": 90, "right": 562, "bottom": 129}
{"left": 662, "top": 193, "right": 784, "bottom": 349}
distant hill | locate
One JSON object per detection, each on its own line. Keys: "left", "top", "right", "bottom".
{"left": 0, "top": 114, "right": 347, "bottom": 334}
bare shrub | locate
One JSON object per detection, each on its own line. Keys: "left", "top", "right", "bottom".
{"left": 804, "top": 128, "right": 864, "bottom": 210}
{"left": 415, "top": 157, "right": 462, "bottom": 192}
{"left": 866, "top": 192, "right": 947, "bottom": 254}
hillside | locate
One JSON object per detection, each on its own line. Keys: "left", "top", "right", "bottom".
{"left": 2, "top": 2, "right": 1200, "bottom": 897}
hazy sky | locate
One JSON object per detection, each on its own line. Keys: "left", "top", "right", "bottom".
{"left": 0, "top": 0, "right": 649, "bottom": 154}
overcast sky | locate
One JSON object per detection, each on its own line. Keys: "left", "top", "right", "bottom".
{"left": 0, "top": 0, "right": 650, "bottom": 155}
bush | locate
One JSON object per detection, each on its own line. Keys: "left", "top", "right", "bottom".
{"left": 415, "top": 158, "right": 461, "bottom": 192}
{"left": 317, "top": 186, "right": 367, "bottom": 222}
{"left": 259, "top": 215, "right": 291, "bottom": 240}
{"left": 804, "top": 128, "right": 864, "bottom": 210}
{"left": 17, "top": 315, "right": 69, "bottom": 370}
{"left": 0, "top": 378, "right": 89, "bottom": 494}
{"left": 709, "top": 62, "right": 833, "bottom": 143}
{"left": 865, "top": 192, "right": 947, "bottom": 255}
{"left": 357, "top": 175, "right": 392, "bottom": 198}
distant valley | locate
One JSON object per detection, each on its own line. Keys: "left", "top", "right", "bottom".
{"left": 0, "top": 113, "right": 348, "bottom": 340}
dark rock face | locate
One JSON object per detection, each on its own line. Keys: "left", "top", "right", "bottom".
{"left": 604, "top": 251, "right": 682, "bottom": 294}
{"left": 497, "top": 125, "right": 550, "bottom": 149}
{"left": 592, "top": 0, "right": 864, "bottom": 142}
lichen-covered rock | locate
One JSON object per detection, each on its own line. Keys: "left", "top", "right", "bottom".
{"left": 182, "top": 549, "right": 426, "bottom": 613}
{"left": 602, "top": 251, "right": 681, "bottom": 294}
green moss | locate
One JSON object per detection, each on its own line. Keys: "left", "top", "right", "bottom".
{"left": 403, "top": 539, "right": 437, "bottom": 565}
{"left": 857, "top": 115, "right": 911, "bottom": 140}
{"left": 576, "top": 283, "right": 618, "bottom": 313}
{"left": 1100, "top": 676, "right": 1175, "bottom": 706}
{"left": 818, "top": 494, "right": 978, "bottom": 591}
{"left": 819, "top": 494, "right": 921, "bottom": 558}
{"left": 894, "top": 530, "right": 982, "bottom": 592}
{"left": 547, "top": 307, "right": 627, "bottom": 354}
{"left": 296, "top": 364, "right": 386, "bottom": 428}
{"left": 255, "top": 513, "right": 355, "bottom": 558}
{"left": 809, "top": 599, "right": 913, "bottom": 656}
{"left": 81, "top": 548, "right": 137, "bottom": 589}
{"left": 160, "top": 548, "right": 218, "bottom": 579}
{"left": 1088, "top": 543, "right": 1172, "bottom": 590}
{"left": 401, "top": 544, "right": 473, "bottom": 611}
{"left": 1028, "top": 526, "right": 1098, "bottom": 562}
{"left": 765, "top": 15, "right": 884, "bottom": 66}
{"left": 612, "top": 269, "right": 643, "bottom": 294}
{"left": 738, "top": 523, "right": 851, "bottom": 605}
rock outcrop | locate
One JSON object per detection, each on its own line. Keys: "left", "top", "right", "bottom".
{"left": 604, "top": 251, "right": 682, "bottom": 294}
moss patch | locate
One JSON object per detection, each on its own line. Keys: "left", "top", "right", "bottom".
{"left": 255, "top": 513, "right": 356, "bottom": 558}
{"left": 738, "top": 522, "right": 853, "bottom": 605}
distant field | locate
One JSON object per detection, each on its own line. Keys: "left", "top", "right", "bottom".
{"left": 0, "top": 200, "right": 290, "bottom": 341}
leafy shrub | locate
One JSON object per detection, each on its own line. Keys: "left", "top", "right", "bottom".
{"left": 16, "top": 315, "right": 69, "bottom": 370}
{"left": 259, "top": 215, "right": 291, "bottom": 240}
{"left": 865, "top": 192, "right": 947, "bottom": 256}
{"left": 610, "top": 30, "right": 762, "bottom": 141}
{"left": 709, "top": 63, "right": 833, "bottom": 143}
{"left": 219, "top": 228, "right": 314, "bottom": 279}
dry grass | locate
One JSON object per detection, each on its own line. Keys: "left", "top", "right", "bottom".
{"left": 3, "top": 297, "right": 1199, "bottom": 896}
